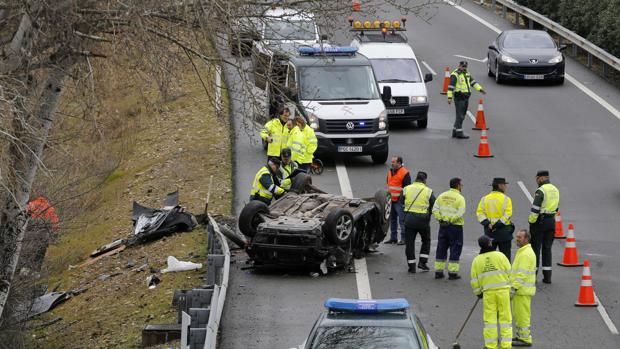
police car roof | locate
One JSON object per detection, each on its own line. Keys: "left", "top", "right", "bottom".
{"left": 356, "top": 42, "right": 418, "bottom": 60}
{"left": 263, "top": 7, "right": 314, "bottom": 21}
{"left": 290, "top": 51, "right": 372, "bottom": 67}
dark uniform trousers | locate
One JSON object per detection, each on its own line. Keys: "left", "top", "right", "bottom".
{"left": 484, "top": 225, "right": 514, "bottom": 261}
{"left": 404, "top": 213, "right": 431, "bottom": 265}
{"left": 453, "top": 94, "right": 470, "bottom": 130}
{"left": 436, "top": 224, "right": 464, "bottom": 265}
{"left": 530, "top": 215, "right": 555, "bottom": 277}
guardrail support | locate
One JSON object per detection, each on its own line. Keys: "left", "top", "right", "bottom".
{"left": 501, "top": 4, "right": 506, "bottom": 18}
{"left": 572, "top": 44, "right": 578, "bottom": 57}
{"left": 528, "top": 17, "right": 534, "bottom": 29}
{"left": 587, "top": 53, "right": 593, "bottom": 69}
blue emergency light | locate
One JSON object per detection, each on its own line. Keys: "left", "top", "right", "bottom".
{"left": 298, "top": 46, "right": 358, "bottom": 56}
{"left": 324, "top": 298, "right": 410, "bottom": 313}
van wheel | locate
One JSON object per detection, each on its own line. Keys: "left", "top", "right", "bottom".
{"left": 371, "top": 151, "right": 389, "bottom": 164}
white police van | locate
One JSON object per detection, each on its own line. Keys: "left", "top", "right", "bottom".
{"left": 351, "top": 19, "right": 432, "bottom": 128}
{"left": 283, "top": 46, "right": 390, "bottom": 164}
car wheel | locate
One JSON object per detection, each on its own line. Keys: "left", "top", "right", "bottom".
{"left": 323, "top": 209, "right": 354, "bottom": 245}
{"left": 487, "top": 55, "right": 494, "bottom": 77}
{"left": 495, "top": 61, "right": 504, "bottom": 84}
{"left": 371, "top": 150, "right": 389, "bottom": 165}
{"left": 238, "top": 201, "right": 270, "bottom": 238}
{"left": 373, "top": 189, "right": 391, "bottom": 239}
{"left": 417, "top": 118, "right": 428, "bottom": 129}
{"left": 290, "top": 173, "right": 312, "bottom": 194}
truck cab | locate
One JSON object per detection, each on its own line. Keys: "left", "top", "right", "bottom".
{"left": 284, "top": 46, "right": 390, "bottom": 164}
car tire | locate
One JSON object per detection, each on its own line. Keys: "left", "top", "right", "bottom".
{"left": 417, "top": 118, "right": 428, "bottom": 129}
{"left": 495, "top": 61, "right": 504, "bottom": 84}
{"left": 373, "top": 189, "right": 391, "bottom": 239}
{"left": 290, "top": 173, "right": 312, "bottom": 194}
{"left": 323, "top": 209, "right": 354, "bottom": 245}
{"left": 238, "top": 200, "right": 270, "bottom": 238}
{"left": 371, "top": 150, "right": 389, "bottom": 165}
{"left": 487, "top": 55, "right": 494, "bottom": 77}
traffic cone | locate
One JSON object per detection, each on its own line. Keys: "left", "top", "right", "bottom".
{"left": 575, "top": 260, "right": 598, "bottom": 307}
{"left": 440, "top": 67, "right": 450, "bottom": 94}
{"left": 473, "top": 129, "right": 494, "bottom": 158}
{"left": 554, "top": 212, "right": 566, "bottom": 239}
{"left": 472, "top": 99, "right": 489, "bottom": 130}
{"left": 557, "top": 224, "right": 583, "bottom": 267}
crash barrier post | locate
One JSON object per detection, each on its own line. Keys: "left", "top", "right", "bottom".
{"left": 473, "top": 0, "right": 620, "bottom": 79}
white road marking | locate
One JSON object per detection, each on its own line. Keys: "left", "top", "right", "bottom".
{"left": 594, "top": 293, "right": 620, "bottom": 334}
{"left": 454, "top": 54, "right": 488, "bottom": 63}
{"left": 466, "top": 110, "right": 477, "bottom": 123}
{"left": 517, "top": 181, "right": 534, "bottom": 203}
{"left": 336, "top": 160, "right": 372, "bottom": 300}
{"left": 446, "top": 0, "right": 620, "bottom": 121}
{"left": 422, "top": 61, "right": 437, "bottom": 75}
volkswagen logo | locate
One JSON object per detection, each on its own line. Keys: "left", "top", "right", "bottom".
{"left": 390, "top": 98, "right": 396, "bottom": 105}
{"left": 529, "top": 59, "right": 538, "bottom": 64}
{"left": 346, "top": 122, "right": 355, "bottom": 130}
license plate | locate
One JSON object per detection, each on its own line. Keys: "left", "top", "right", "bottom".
{"left": 338, "top": 146, "right": 362, "bottom": 153}
{"left": 387, "top": 109, "right": 405, "bottom": 114}
{"left": 524, "top": 74, "right": 544, "bottom": 80}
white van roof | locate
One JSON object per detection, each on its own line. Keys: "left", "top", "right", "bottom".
{"left": 355, "top": 42, "right": 417, "bottom": 60}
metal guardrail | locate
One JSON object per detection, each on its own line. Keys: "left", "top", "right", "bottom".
{"left": 475, "top": 0, "right": 620, "bottom": 76}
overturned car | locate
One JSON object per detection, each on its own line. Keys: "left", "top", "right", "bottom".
{"left": 237, "top": 175, "right": 390, "bottom": 270}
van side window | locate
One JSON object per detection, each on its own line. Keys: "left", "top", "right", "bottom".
{"left": 287, "top": 64, "right": 297, "bottom": 90}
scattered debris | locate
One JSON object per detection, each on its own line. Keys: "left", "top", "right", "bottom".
{"left": 147, "top": 275, "right": 161, "bottom": 289}
{"left": 161, "top": 256, "right": 202, "bottom": 273}
{"left": 126, "top": 260, "right": 136, "bottom": 268}
{"left": 28, "top": 288, "right": 87, "bottom": 319}
{"left": 26, "top": 316, "right": 62, "bottom": 330}
{"left": 74, "top": 245, "right": 126, "bottom": 269}
{"left": 132, "top": 263, "right": 149, "bottom": 273}
{"left": 98, "top": 274, "right": 111, "bottom": 281}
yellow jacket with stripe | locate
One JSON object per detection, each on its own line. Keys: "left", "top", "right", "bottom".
{"left": 260, "top": 118, "right": 289, "bottom": 157}
{"left": 511, "top": 244, "right": 537, "bottom": 296}
{"left": 432, "top": 188, "right": 466, "bottom": 226}
{"left": 470, "top": 250, "right": 511, "bottom": 296}
{"left": 287, "top": 125, "right": 317, "bottom": 164}
{"left": 476, "top": 191, "right": 513, "bottom": 226}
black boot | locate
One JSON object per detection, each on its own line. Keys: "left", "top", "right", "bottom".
{"left": 452, "top": 129, "right": 457, "bottom": 138}
{"left": 543, "top": 270, "right": 552, "bottom": 284}
{"left": 435, "top": 271, "right": 445, "bottom": 279}
{"left": 448, "top": 273, "right": 461, "bottom": 280}
{"left": 408, "top": 263, "right": 416, "bottom": 273}
{"left": 455, "top": 131, "right": 470, "bottom": 139}
{"left": 418, "top": 262, "right": 430, "bottom": 272}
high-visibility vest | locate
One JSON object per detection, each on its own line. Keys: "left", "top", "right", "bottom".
{"left": 432, "top": 189, "right": 466, "bottom": 226}
{"left": 387, "top": 167, "right": 409, "bottom": 202}
{"left": 447, "top": 70, "right": 482, "bottom": 99}
{"left": 250, "top": 166, "right": 282, "bottom": 200}
{"left": 528, "top": 183, "right": 559, "bottom": 223}
{"left": 511, "top": 244, "right": 537, "bottom": 296}
{"left": 260, "top": 118, "right": 289, "bottom": 157}
{"left": 280, "top": 161, "right": 297, "bottom": 190}
{"left": 470, "top": 251, "right": 511, "bottom": 296}
{"left": 403, "top": 182, "right": 432, "bottom": 214}
{"left": 288, "top": 126, "right": 318, "bottom": 164}
{"left": 476, "top": 191, "right": 512, "bottom": 225}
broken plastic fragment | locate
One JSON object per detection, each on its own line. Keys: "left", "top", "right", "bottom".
{"left": 161, "top": 256, "right": 202, "bottom": 273}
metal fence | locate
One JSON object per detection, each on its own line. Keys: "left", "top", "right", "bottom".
{"left": 474, "top": 0, "right": 620, "bottom": 78}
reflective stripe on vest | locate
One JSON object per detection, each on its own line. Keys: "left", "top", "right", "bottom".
{"left": 404, "top": 183, "right": 432, "bottom": 214}
{"left": 481, "top": 193, "right": 509, "bottom": 224}
{"left": 251, "top": 167, "right": 274, "bottom": 199}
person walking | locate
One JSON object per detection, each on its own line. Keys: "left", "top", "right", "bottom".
{"left": 527, "top": 170, "right": 559, "bottom": 284}
{"left": 385, "top": 156, "right": 411, "bottom": 245}
{"left": 260, "top": 106, "right": 291, "bottom": 158}
{"left": 288, "top": 114, "right": 317, "bottom": 172}
{"left": 432, "top": 177, "right": 466, "bottom": 280}
{"left": 477, "top": 177, "right": 515, "bottom": 260}
{"left": 511, "top": 229, "right": 536, "bottom": 347}
{"left": 402, "top": 171, "right": 435, "bottom": 273}
{"left": 446, "top": 61, "right": 486, "bottom": 139}
{"left": 471, "top": 235, "right": 513, "bottom": 349}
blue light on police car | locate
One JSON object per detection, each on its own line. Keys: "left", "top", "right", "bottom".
{"left": 324, "top": 298, "right": 410, "bottom": 313}
{"left": 359, "top": 121, "right": 365, "bottom": 126}
{"left": 298, "top": 46, "right": 358, "bottom": 55}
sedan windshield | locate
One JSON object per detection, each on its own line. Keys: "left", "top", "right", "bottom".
{"left": 503, "top": 32, "right": 556, "bottom": 49}
{"left": 310, "top": 326, "right": 420, "bottom": 349}
{"left": 370, "top": 59, "right": 422, "bottom": 83}
{"left": 263, "top": 20, "right": 316, "bottom": 40}
{"left": 299, "top": 66, "right": 381, "bottom": 101}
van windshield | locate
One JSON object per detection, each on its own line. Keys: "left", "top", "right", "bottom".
{"left": 370, "top": 59, "right": 422, "bottom": 83}
{"left": 299, "top": 66, "right": 381, "bottom": 101}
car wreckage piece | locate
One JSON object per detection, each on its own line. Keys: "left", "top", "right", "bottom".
{"left": 237, "top": 174, "right": 391, "bottom": 271}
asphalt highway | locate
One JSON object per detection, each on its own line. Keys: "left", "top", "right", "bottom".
{"left": 218, "top": 1, "right": 620, "bottom": 348}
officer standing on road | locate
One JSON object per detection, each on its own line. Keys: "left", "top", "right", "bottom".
{"left": 471, "top": 235, "right": 513, "bottom": 349}
{"left": 432, "top": 177, "right": 466, "bottom": 280}
{"left": 260, "top": 106, "right": 291, "bottom": 159}
{"left": 288, "top": 114, "right": 318, "bottom": 172}
{"left": 385, "top": 156, "right": 412, "bottom": 245}
{"left": 402, "top": 171, "right": 435, "bottom": 273}
{"left": 528, "top": 170, "right": 560, "bottom": 284}
{"left": 447, "top": 61, "right": 486, "bottom": 139}
{"left": 511, "top": 229, "right": 536, "bottom": 347}
{"left": 249, "top": 158, "right": 285, "bottom": 205}
{"left": 477, "top": 178, "right": 515, "bottom": 260}
{"left": 279, "top": 148, "right": 298, "bottom": 190}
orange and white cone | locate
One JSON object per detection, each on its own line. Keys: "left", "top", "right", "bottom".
{"left": 557, "top": 224, "right": 583, "bottom": 267}
{"left": 473, "top": 129, "right": 494, "bottom": 158}
{"left": 554, "top": 212, "right": 566, "bottom": 239}
{"left": 472, "top": 99, "right": 489, "bottom": 130}
{"left": 440, "top": 67, "right": 450, "bottom": 95}
{"left": 575, "top": 260, "right": 598, "bottom": 307}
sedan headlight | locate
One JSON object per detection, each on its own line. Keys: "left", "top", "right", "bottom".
{"left": 410, "top": 96, "right": 427, "bottom": 104}
{"left": 501, "top": 54, "right": 519, "bottom": 63}
{"left": 548, "top": 55, "right": 563, "bottom": 64}
{"left": 378, "top": 110, "right": 387, "bottom": 130}
{"left": 308, "top": 113, "right": 319, "bottom": 130}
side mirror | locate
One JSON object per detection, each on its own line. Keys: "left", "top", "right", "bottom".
{"left": 559, "top": 44, "right": 567, "bottom": 51}
{"left": 381, "top": 85, "right": 392, "bottom": 101}
{"left": 424, "top": 73, "right": 433, "bottom": 83}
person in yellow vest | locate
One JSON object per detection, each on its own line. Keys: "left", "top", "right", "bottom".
{"left": 385, "top": 156, "right": 412, "bottom": 245}
{"left": 527, "top": 170, "right": 560, "bottom": 284}
{"left": 260, "top": 106, "right": 291, "bottom": 159}
{"left": 288, "top": 114, "right": 317, "bottom": 172}
{"left": 446, "top": 61, "right": 486, "bottom": 139}
{"left": 279, "top": 148, "right": 297, "bottom": 190}
{"left": 477, "top": 177, "right": 515, "bottom": 260}
{"left": 432, "top": 177, "right": 466, "bottom": 280}
{"left": 471, "top": 235, "right": 513, "bottom": 349}
{"left": 249, "top": 158, "right": 285, "bottom": 205}
{"left": 511, "top": 229, "right": 536, "bottom": 347}
{"left": 402, "top": 171, "right": 435, "bottom": 273}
